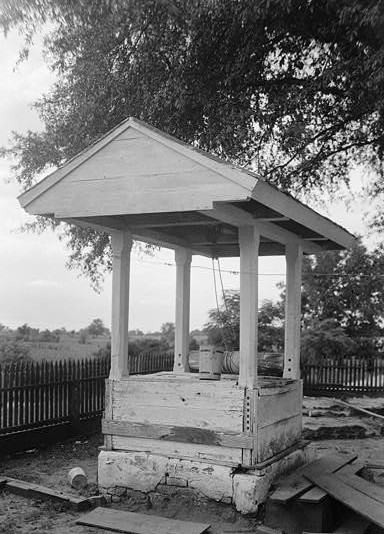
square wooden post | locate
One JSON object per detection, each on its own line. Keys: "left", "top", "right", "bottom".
{"left": 109, "top": 231, "right": 133, "bottom": 380}
{"left": 239, "top": 226, "right": 260, "bottom": 388}
{"left": 174, "top": 248, "right": 192, "bottom": 373}
{"left": 284, "top": 242, "right": 303, "bottom": 379}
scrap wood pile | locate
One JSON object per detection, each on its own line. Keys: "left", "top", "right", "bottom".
{"left": 265, "top": 453, "right": 384, "bottom": 534}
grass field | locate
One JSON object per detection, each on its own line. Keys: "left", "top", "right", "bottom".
{"left": 25, "top": 334, "right": 110, "bottom": 362}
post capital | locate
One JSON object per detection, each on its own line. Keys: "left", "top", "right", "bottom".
{"left": 111, "top": 231, "right": 133, "bottom": 256}
{"left": 174, "top": 247, "right": 192, "bottom": 266}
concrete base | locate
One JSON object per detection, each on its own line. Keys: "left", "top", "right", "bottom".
{"left": 98, "top": 444, "right": 313, "bottom": 514}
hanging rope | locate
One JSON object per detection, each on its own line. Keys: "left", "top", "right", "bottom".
{"left": 217, "top": 257, "right": 237, "bottom": 346}
{"left": 212, "top": 258, "right": 229, "bottom": 351}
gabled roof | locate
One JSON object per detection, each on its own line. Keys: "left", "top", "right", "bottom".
{"left": 19, "top": 117, "right": 356, "bottom": 257}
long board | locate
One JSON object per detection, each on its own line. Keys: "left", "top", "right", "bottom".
{"left": 304, "top": 471, "right": 384, "bottom": 529}
{"left": 77, "top": 507, "right": 210, "bottom": 534}
{"left": 270, "top": 453, "right": 357, "bottom": 503}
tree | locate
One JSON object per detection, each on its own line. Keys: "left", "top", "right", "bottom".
{"left": 15, "top": 323, "right": 37, "bottom": 341}
{"left": 160, "top": 322, "right": 175, "bottom": 348}
{"left": 258, "top": 300, "right": 284, "bottom": 352}
{"left": 204, "top": 291, "right": 283, "bottom": 352}
{"left": 301, "top": 319, "right": 357, "bottom": 365}
{"left": 0, "top": 340, "right": 31, "bottom": 363}
{"left": 301, "top": 240, "right": 384, "bottom": 338}
{"left": 2, "top": 1, "right": 384, "bottom": 284}
{"left": 87, "top": 318, "right": 109, "bottom": 337}
{"left": 204, "top": 291, "right": 240, "bottom": 350}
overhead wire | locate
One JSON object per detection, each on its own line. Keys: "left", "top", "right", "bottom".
{"left": 132, "top": 256, "right": 384, "bottom": 278}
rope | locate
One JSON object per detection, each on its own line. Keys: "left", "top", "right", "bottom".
{"left": 212, "top": 258, "right": 228, "bottom": 351}
{"left": 217, "top": 258, "right": 237, "bottom": 346}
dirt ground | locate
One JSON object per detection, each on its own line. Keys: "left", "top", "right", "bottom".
{"left": 0, "top": 395, "right": 383, "bottom": 534}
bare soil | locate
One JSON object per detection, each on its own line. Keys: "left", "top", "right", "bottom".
{"left": 0, "top": 433, "right": 258, "bottom": 534}
{"left": 0, "top": 395, "right": 383, "bottom": 534}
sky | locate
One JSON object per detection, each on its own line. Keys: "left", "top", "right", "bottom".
{"left": 0, "top": 29, "right": 376, "bottom": 333}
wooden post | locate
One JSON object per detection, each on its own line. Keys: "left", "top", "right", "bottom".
{"left": 284, "top": 242, "right": 303, "bottom": 379}
{"left": 174, "top": 247, "right": 192, "bottom": 373}
{"left": 239, "top": 226, "right": 260, "bottom": 388}
{"left": 109, "top": 231, "right": 133, "bottom": 380}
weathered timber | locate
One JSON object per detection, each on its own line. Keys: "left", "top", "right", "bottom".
{"left": 4, "top": 477, "right": 91, "bottom": 510}
{"left": 303, "top": 470, "right": 384, "bottom": 529}
{"left": 76, "top": 507, "right": 210, "bottom": 534}
{"left": 336, "top": 471, "right": 384, "bottom": 506}
{"left": 111, "top": 376, "right": 245, "bottom": 432}
{"left": 102, "top": 420, "right": 255, "bottom": 449}
{"left": 270, "top": 453, "right": 357, "bottom": 504}
{"left": 112, "top": 435, "right": 244, "bottom": 467}
{"left": 334, "top": 399, "right": 384, "bottom": 421}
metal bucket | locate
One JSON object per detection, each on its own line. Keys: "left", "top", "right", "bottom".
{"left": 199, "top": 346, "right": 224, "bottom": 380}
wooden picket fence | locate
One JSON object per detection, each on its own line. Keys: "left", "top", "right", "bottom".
{"left": 0, "top": 352, "right": 173, "bottom": 453}
{"left": 302, "top": 358, "right": 384, "bottom": 395}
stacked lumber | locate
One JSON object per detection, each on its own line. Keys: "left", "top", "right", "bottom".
{"left": 265, "top": 454, "right": 384, "bottom": 534}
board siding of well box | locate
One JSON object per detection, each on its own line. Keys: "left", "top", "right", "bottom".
{"left": 102, "top": 374, "right": 302, "bottom": 466}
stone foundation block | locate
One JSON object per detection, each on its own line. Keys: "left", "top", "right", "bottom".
{"left": 98, "top": 450, "right": 168, "bottom": 493}
{"left": 98, "top": 445, "right": 311, "bottom": 514}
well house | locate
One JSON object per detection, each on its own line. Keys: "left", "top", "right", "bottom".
{"left": 19, "top": 118, "right": 355, "bottom": 512}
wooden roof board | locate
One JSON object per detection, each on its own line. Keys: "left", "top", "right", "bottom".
{"left": 24, "top": 127, "right": 250, "bottom": 217}
{"left": 18, "top": 117, "right": 355, "bottom": 251}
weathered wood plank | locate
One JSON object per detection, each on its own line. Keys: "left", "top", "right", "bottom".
{"left": 112, "top": 436, "right": 243, "bottom": 467}
{"left": 270, "top": 453, "right": 357, "bottom": 504}
{"left": 4, "top": 477, "right": 91, "bottom": 511}
{"left": 336, "top": 471, "right": 384, "bottom": 506}
{"left": 303, "top": 470, "right": 384, "bottom": 528}
{"left": 111, "top": 377, "right": 245, "bottom": 432}
{"left": 76, "top": 507, "right": 210, "bottom": 534}
{"left": 103, "top": 420, "right": 255, "bottom": 449}
{"left": 257, "top": 414, "right": 302, "bottom": 463}
{"left": 257, "top": 386, "right": 301, "bottom": 427}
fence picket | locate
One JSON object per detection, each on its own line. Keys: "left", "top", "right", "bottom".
{"left": 302, "top": 357, "right": 384, "bottom": 395}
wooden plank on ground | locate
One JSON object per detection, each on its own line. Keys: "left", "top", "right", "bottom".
{"left": 303, "top": 470, "right": 384, "bottom": 529}
{"left": 76, "top": 507, "right": 210, "bottom": 534}
{"left": 336, "top": 472, "right": 384, "bottom": 506}
{"left": 4, "top": 477, "right": 91, "bottom": 511}
{"left": 270, "top": 453, "right": 357, "bottom": 504}
{"left": 337, "top": 462, "right": 365, "bottom": 476}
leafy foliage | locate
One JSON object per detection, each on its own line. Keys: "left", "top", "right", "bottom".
{"left": 2, "top": 1, "right": 384, "bottom": 281}
{"left": 86, "top": 318, "right": 109, "bottom": 337}
{"left": 301, "top": 318, "right": 357, "bottom": 364}
{"left": 204, "top": 291, "right": 283, "bottom": 351}
{"left": 0, "top": 340, "right": 31, "bottom": 363}
{"left": 302, "top": 240, "right": 384, "bottom": 338}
